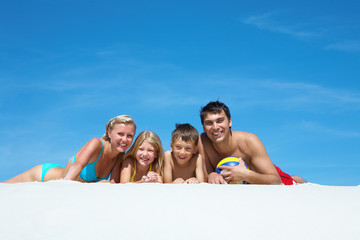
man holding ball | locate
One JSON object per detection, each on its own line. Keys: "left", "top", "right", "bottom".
{"left": 198, "top": 100, "right": 306, "bottom": 185}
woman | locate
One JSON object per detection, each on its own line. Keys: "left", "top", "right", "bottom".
{"left": 5, "top": 115, "right": 136, "bottom": 183}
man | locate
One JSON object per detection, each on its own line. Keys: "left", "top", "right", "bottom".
{"left": 198, "top": 101, "right": 306, "bottom": 185}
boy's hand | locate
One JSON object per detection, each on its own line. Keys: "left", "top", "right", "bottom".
{"left": 185, "top": 177, "right": 199, "bottom": 184}
{"left": 173, "top": 178, "right": 185, "bottom": 184}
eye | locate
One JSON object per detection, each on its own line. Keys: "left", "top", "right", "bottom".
{"left": 205, "top": 121, "right": 213, "bottom": 126}
{"left": 217, "top": 118, "right": 224, "bottom": 123}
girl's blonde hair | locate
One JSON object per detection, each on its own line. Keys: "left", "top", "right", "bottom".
{"left": 103, "top": 115, "right": 136, "bottom": 142}
{"left": 124, "top": 131, "right": 164, "bottom": 175}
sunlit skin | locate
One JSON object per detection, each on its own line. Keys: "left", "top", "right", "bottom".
{"left": 202, "top": 111, "right": 232, "bottom": 145}
{"left": 4, "top": 123, "right": 136, "bottom": 183}
{"left": 163, "top": 139, "right": 205, "bottom": 184}
{"left": 63, "top": 123, "right": 136, "bottom": 182}
{"left": 136, "top": 141, "right": 157, "bottom": 168}
{"left": 108, "top": 123, "right": 136, "bottom": 154}
{"left": 121, "top": 140, "right": 162, "bottom": 183}
{"left": 199, "top": 110, "right": 283, "bottom": 184}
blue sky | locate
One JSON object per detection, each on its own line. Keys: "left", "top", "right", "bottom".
{"left": 1, "top": 0, "right": 359, "bottom": 185}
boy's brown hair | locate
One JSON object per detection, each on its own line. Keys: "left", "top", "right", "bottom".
{"left": 171, "top": 123, "right": 199, "bottom": 146}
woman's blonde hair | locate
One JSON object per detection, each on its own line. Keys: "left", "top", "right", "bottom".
{"left": 103, "top": 115, "right": 136, "bottom": 142}
{"left": 124, "top": 131, "right": 164, "bottom": 175}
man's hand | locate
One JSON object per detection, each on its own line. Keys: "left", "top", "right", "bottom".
{"left": 208, "top": 172, "right": 226, "bottom": 184}
{"left": 220, "top": 160, "right": 249, "bottom": 184}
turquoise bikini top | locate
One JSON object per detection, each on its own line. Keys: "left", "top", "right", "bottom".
{"left": 72, "top": 140, "right": 110, "bottom": 182}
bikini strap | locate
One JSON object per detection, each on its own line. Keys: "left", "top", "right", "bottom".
{"left": 130, "top": 160, "right": 137, "bottom": 182}
{"left": 94, "top": 139, "right": 104, "bottom": 163}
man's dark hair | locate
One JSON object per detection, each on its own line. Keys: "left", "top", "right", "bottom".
{"left": 171, "top": 123, "right": 199, "bottom": 145}
{"left": 200, "top": 100, "right": 231, "bottom": 125}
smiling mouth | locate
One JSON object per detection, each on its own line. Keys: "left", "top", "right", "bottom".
{"left": 177, "top": 156, "right": 187, "bottom": 160}
{"left": 212, "top": 131, "right": 223, "bottom": 137}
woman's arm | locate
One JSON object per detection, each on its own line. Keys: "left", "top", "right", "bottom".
{"left": 64, "top": 138, "right": 102, "bottom": 181}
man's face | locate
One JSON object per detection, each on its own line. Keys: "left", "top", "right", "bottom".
{"left": 202, "top": 110, "right": 232, "bottom": 143}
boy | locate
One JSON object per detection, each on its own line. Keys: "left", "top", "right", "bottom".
{"left": 164, "top": 123, "right": 205, "bottom": 184}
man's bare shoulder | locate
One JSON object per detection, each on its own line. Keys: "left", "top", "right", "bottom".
{"left": 232, "top": 131, "right": 260, "bottom": 142}
{"left": 232, "top": 131, "right": 264, "bottom": 153}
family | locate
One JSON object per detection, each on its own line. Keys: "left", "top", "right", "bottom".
{"left": 5, "top": 101, "right": 306, "bottom": 185}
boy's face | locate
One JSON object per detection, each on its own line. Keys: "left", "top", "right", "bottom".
{"left": 203, "top": 110, "right": 232, "bottom": 144}
{"left": 171, "top": 138, "right": 198, "bottom": 164}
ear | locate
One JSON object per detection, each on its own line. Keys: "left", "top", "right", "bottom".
{"left": 229, "top": 119, "right": 232, "bottom": 128}
{"left": 170, "top": 141, "right": 174, "bottom": 151}
{"left": 194, "top": 145, "right": 199, "bottom": 154}
{"left": 107, "top": 129, "right": 112, "bottom": 141}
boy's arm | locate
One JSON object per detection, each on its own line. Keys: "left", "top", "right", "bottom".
{"left": 163, "top": 151, "right": 173, "bottom": 183}
{"left": 195, "top": 154, "right": 205, "bottom": 183}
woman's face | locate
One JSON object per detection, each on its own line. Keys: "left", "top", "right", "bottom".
{"left": 108, "top": 123, "right": 136, "bottom": 153}
{"left": 136, "top": 140, "right": 157, "bottom": 167}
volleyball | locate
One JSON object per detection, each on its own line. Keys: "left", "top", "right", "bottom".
{"left": 215, "top": 157, "right": 247, "bottom": 184}
{"left": 215, "top": 157, "right": 240, "bottom": 174}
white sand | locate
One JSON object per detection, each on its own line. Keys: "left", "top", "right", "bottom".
{"left": 0, "top": 182, "right": 359, "bottom": 240}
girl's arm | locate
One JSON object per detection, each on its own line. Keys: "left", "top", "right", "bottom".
{"left": 64, "top": 138, "right": 102, "bottom": 181}
{"left": 109, "top": 158, "right": 122, "bottom": 183}
{"left": 120, "top": 158, "right": 133, "bottom": 183}
{"left": 163, "top": 151, "right": 173, "bottom": 183}
{"left": 195, "top": 154, "right": 205, "bottom": 183}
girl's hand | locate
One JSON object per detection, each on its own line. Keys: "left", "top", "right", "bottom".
{"left": 141, "top": 171, "right": 159, "bottom": 183}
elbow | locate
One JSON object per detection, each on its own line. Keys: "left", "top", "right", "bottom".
{"left": 272, "top": 174, "right": 282, "bottom": 185}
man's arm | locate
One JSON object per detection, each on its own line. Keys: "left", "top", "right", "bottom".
{"left": 221, "top": 134, "right": 281, "bottom": 184}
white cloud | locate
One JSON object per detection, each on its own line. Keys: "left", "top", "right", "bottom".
{"left": 241, "top": 13, "right": 318, "bottom": 39}
{"left": 325, "top": 40, "right": 360, "bottom": 52}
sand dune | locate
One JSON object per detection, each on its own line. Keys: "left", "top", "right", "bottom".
{"left": 0, "top": 181, "right": 359, "bottom": 240}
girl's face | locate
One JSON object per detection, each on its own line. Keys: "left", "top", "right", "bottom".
{"left": 136, "top": 140, "right": 157, "bottom": 167}
{"left": 108, "top": 123, "right": 136, "bottom": 153}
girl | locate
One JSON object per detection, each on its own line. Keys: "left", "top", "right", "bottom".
{"left": 120, "top": 131, "right": 164, "bottom": 183}
{"left": 5, "top": 115, "right": 136, "bottom": 183}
